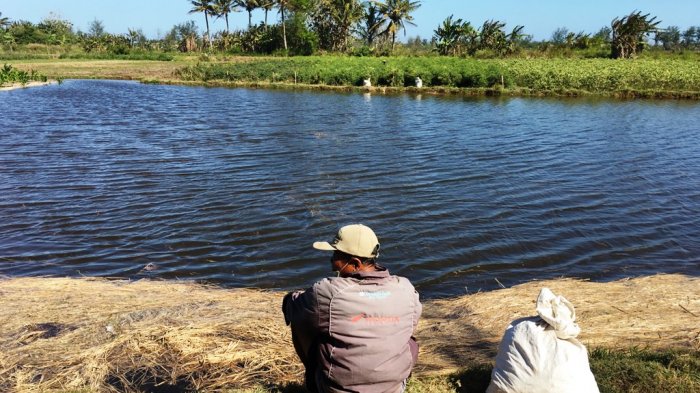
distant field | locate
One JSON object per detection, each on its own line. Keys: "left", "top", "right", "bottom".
{"left": 7, "top": 59, "right": 191, "bottom": 81}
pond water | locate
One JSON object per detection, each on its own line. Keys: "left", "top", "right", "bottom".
{"left": 1, "top": 80, "right": 699, "bottom": 297}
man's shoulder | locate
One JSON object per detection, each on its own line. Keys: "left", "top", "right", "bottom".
{"left": 313, "top": 273, "right": 417, "bottom": 294}
{"left": 388, "top": 274, "right": 417, "bottom": 288}
{"left": 314, "top": 276, "right": 355, "bottom": 289}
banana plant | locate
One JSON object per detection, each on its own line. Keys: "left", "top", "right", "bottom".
{"left": 433, "top": 15, "right": 474, "bottom": 56}
{"left": 611, "top": 11, "right": 660, "bottom": 58}
{"left": 479, "top": 19, "right": 506, "bottom": 53}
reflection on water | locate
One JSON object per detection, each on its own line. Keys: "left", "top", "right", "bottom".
{"left": 1, "top": 80, "right": 699, "bottom": 297}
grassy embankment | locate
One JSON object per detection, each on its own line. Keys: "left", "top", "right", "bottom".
{"left": 6, "top": 56, "right": 700, "bottom": 99}
{"left": 1, "top": 274, "right": 698, "bottom": 392}
{"left": 176, "top": 56, "right": 700, "bottom": 99}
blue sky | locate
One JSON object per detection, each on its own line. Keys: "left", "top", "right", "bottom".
{"left": 2, "top": 0, "right": 699, "bottom": 41}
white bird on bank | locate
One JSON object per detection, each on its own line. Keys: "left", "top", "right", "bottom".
{"left": 415, "top": 77, "right": 423, "bottom": 88}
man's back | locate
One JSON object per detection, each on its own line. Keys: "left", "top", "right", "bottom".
{"left": 314, "top": 270, "right": 420, "bottom": 392}
{"left": 284, "top": 268, "right": 421, "bottom": 393}
{"left": 283, "top": 224, "right": 422, "bottom": 393}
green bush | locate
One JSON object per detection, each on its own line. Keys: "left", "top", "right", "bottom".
{"left": 0, "top": 63, "right": 47, "bottom": 85}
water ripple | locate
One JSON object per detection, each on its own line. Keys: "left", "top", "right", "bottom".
{"left": 1, "top": 81, "right": 699, "bottom": 297}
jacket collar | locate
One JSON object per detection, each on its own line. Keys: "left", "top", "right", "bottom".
{"left": 348, "top": 264, "right": 390, "bottom": 280}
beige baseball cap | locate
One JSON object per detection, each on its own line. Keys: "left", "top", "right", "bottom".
{"left": 313, "top": 224, "right": 380, "bottom": 258}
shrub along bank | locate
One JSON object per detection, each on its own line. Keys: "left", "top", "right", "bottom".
{"left": 0, "top": 63, "right": 47, "bottom": 86}
{"left": 177, "top": 56, "right": 700, "bottom": 99}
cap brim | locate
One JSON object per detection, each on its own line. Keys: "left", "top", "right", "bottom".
{"left": 313, "top": 241, "right": 336, "bottom": 251}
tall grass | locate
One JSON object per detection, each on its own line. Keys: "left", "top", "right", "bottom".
{"left": 177, "top": 56, "right": 700, "bottom": 97}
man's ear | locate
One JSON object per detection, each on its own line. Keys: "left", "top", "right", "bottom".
{"left": 349, "top": 257, "right": 362, "bottom": 268}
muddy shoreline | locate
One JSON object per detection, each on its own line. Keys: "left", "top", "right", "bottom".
{"left": 0, "top": 80, "right": 57, "bottom": 91}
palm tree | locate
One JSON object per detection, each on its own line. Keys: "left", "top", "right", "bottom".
{"left": 261, "top": 1, "right": 274, "bottom": 26}
{"left": 0, "top": 12, "right": 10, "bottom": 30}
{"left": 189, "top": 0, "right": 215, "bottom": 49}
{"left": 374, "top": 0, "right": 421, "bottom": 51}
{"left": 358, "top": 2, "right": 384, "bottom": 46}
{"left": 276, "top": 0, "right": 292, "bottom": 50}
{"left": 127, "top": 28, "right": 146, "bottom": 48}
{"left": 237, "top": 0, "right": 260, "bottom": 28}
{"left": 213, "top": 0, "right": 237, "bottom": 32}
{"left": 681, "top": 26, "right": 698, "bottom": 48}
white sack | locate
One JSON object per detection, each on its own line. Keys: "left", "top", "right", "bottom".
{"left": 536, "top": 287, "right": 581, "bottom": 340}
{"left": 486, "top": 288, "right": 599, "bottom": 393}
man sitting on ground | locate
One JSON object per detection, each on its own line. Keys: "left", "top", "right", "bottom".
{"left": 283, "top": 224, "right": 422, "bottom": 393}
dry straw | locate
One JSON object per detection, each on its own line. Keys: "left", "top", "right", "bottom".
{"left": 0, "top": 278, "right": 299, "bottom": 392}
{"left": 415, "top": 274, "right": 700, "bottom": 375}
{"left": 1, "top": 274, "right": 698, "bottom": 392}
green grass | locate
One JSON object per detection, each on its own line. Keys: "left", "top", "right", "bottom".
{"left": 41, "top": 348, "right": 700, "bottom": 392}
{"left": 218, "top": 348, "right": 699, "bottom": 393}
{"left": 590, "top": 348, "right": 700, "bottom": 393}
{"left": 177, "top": 56, "right": 700, "bottom": 98}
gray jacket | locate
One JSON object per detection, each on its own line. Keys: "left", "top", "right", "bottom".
{"left": 283, "top": 266, "right": 422, "bottom": 393}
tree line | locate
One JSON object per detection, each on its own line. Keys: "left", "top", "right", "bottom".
{"left": 1, "top": 4, "right": 699, "bottom": 59}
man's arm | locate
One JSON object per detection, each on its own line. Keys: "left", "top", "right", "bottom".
{"left": 410, "top": 288, "right": 422, "bottom": 366}
{"left": 412, "top": 289, "right": 422, "bottom": 331}
{"left": 282, "top": 286, "right": 319, "bottom": 366}
{"left": 282, "top": 288, "right": 317, "bottom": 326}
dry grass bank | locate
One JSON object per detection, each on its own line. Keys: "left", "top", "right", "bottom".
{"left": 8, "top": 60, "right": 189, "bottom": 81}
{"left": 7, "top": 58, "right": 263, "bottom": 83}
{"left": 0, "top": 274, "right": 698, "bottom": 392}
{"left": 415, "top": 274, "right": 700, "bottom": 375}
